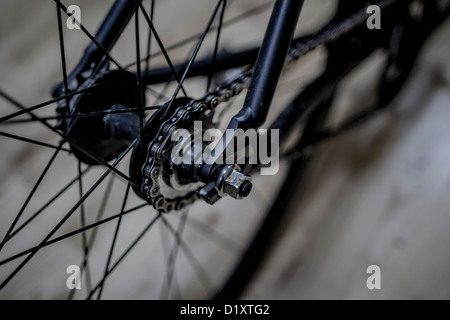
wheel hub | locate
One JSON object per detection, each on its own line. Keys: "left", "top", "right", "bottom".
{"left": 55, "top": 69, "right": 142, "bottom": 164}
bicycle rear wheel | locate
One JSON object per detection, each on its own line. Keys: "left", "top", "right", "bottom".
{"left": 0, "top": 0, "right": 335, "bottom": 299}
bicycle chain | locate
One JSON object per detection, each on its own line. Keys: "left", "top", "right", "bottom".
{"left": 140, "top": 0, "right": 399, "bottom": 213}
{"left": 140, "top": 73, "right": 252, "bottom": 213}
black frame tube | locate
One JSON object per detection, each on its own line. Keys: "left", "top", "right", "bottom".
{"left": 63, "top": 0, "right": 136, "bottom": 88}
{"left": 228, "top": 0, "right": 304, "bottom": 130}
{"left": 198, "top": 0, "right": 304, "bottom": 175}
{"left": 76, "top": 0, "right": 135, "bottom": 71}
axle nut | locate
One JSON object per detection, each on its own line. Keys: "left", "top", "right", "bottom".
{"left": 223, "top": 170, "right": 252, "bottom": 200}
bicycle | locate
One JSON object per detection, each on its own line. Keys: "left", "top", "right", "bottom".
{"left": 0, "top": 0, "right": 449, "bottom": 299}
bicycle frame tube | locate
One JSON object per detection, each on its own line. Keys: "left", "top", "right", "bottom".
{"left": 230, "top": 0, "right": 304, "bottom": 130}
{"left": 199, "top": 0, "right": 304, "bottom": 175}
{"left": 53, "top": 0, "right": 136, "bottom": 95}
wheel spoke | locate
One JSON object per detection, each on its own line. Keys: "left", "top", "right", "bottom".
{"left": 0, "top": 131, "right": 70, "bottom": 152}
{"left": 96, "top": 183, "right": 131, "bottom": 300}
{"left": 67, "top": 161, "right": 92, "bottom": 300}
{"left": 0, "top": 86, "right": 98, "bottom": 124}
{"left": 86, "top": 213, "right": 162, "bottom": 300}
{"left": 152, "top": 82, "right": 172, "bottom": 106}
{"left": 138, "top": 1, "right": 188, "bottom": 97}
{"left": 124, "top": 0, "right": 273, "bottom": 69}
{"left": 183, "top": 215, "right": 241, "bottom": 254}
{"left": 0, "top": 139, "right": 66, "bottom": 253}
{"left": 0, "top": 140, "right": 134, "bottom": 290}
{"left": 160, "top": 209, "right": 189, "bottom": 300}
{"left": 135, "top": 1, "right": 146, "bottom": 137}
{"left": 207, "top": 0, "right": 227, "bottom": 92}
{"left": 161, "top": 0, "right": 225, "bottom": 119}
{"left": 68, "top": 170, "right": 115, "bottom": 300}
{"left": 55, "top": 0, "right": 71, "bottom": 115}
{"left": 0, "top": 90, "right": 138, "bottom": 188}
{"left": 145, "top": 0, "right": 155, "bottom": 73}
{"left": 2, "top": 105, "right": 159, "bottom": 125}
{"left": 0, "top": 203, "right": 147, "bottom": 267}
{"left": 161, "top": 216, "right": 215, "bottom": 295}
{"left": 158, "top": 218, "right": 181, "bottom": 299}
{"left": 0, "top": 166, "right": 91, "bottom": 248}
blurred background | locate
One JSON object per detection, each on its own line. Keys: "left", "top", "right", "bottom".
{"left": 1, "top": 0, "right": 450, "bottom": 299}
